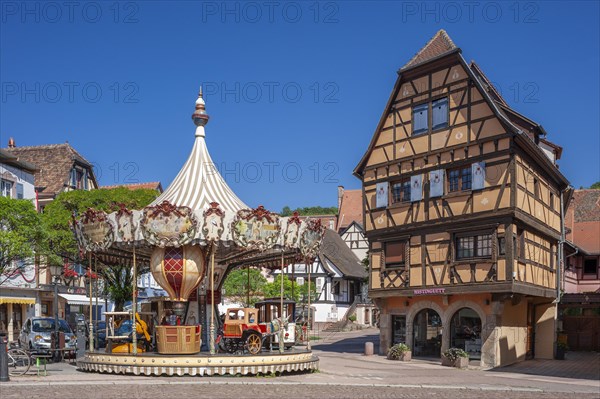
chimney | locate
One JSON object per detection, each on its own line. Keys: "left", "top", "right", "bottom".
{"left": 7, "top": 137, "right": 15, "bottom": 148}
{"left": 337, "top": 185, "right": 344, "bottom": 210}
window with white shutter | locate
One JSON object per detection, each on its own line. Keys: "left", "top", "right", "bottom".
{"left": 412, "top": 103, "right": 428, "bottom": 135}
{"left": 471, "top": 162, "right": 486, "bottom": 190}
{"left": 432, "top": 97, "right": 448, "bottom": 130}
{"left": 429, "top": 169, "right": 444, "bottom": 197}
{"left": 410, "top": 175, "right": 423, "bottom": 202}
{"left": 1, "top": 179, "right": 13, "bottom": 198}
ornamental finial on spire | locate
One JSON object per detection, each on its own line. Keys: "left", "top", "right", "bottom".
{"left": 192, "top": 85, "right": 209, "bottom": 128}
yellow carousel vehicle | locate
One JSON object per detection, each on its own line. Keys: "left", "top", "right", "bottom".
{"left": 106, "top": 312, "right": 151, "bottom": 353}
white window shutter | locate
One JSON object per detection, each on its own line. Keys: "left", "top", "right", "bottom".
{"left": 316, "top": 277, "right": 324, "bottom": 293}
{"left": 472, "top": 162, "right": 486, "bottom": 190}
{"left": 410, "top": 175, "right": 423, "bottom": 202}
{"left": 429, "top": 169, "right": 444, "bottom": 198}
{"left": 376, "top": 182, "right": 388, "bottom": 208}
{"left": 432, "top": 98, "right": 448, "bottom": 129}
{"left": 413, "top": 104, "right": 428, "bottom": 134}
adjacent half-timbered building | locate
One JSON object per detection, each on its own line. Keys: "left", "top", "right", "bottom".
{"left": 354, "top": 30, "right": 571, "bottom": 367}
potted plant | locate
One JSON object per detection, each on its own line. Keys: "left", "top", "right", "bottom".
{"left": 442, "top": 348, "right": 469, "bottom": 368}
{"left": 387, "top": 343, "right": 411, "bottom": 361}
{"left": 556, "top": 342, "right": 569, "bottom": 360}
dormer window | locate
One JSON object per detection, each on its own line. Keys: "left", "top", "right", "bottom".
{"left": 70, "top": 168, "right": 88, "bottom": 190}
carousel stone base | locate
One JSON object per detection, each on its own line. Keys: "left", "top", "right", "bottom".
{"left": 77, "top": 350, "right": 318, "bottom": 377}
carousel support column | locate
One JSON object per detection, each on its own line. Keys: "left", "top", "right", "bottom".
{"left": 246, "top": 265, "right": 250, "bottom": 306}
{"left": 88, "top": 253, "right": 94, "bottom": 352}
{"left": 132, "top": 246, "right": 137, "bottom": 355}
{"left": 279, "top": 251, "right": 284, "bottom": 354}
{"left": 291, "top": 264, "right": 295, "bottom": 299}
{"left": 94, "top": 257, "right": 99, "bottom": 351}
{"left": 307, "top": 256, "right": 312, "bottom": 351}
{"left": 209, "top": 245, "right": 216, "bottom": 355}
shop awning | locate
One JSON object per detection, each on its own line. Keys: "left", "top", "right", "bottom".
{"left": 58, "top": 294, "right": 103, "bottom": 306}
{"left": 0, "top": 296, "right": 35, "bottom": 305}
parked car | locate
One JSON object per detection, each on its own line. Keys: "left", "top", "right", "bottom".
{"left": 19, "top": 317, "right": 77, "bottom": 353}
{"left": 93, "top": 321, "right": 106, "bottom": 349}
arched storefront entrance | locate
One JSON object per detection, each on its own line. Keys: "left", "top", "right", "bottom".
{"left": 412, "top": 308, "right": 442, "bottom": 357}
{"left": 450, "top": 307, "right": 482, "bottom": 360}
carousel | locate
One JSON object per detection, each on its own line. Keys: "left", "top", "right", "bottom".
{"left": 73, "top": 88, "right": 325, "bottom": 376}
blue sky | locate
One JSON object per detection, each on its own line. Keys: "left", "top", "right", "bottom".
{"left": 1, "top": 1, "right": 599, "bottom": 211}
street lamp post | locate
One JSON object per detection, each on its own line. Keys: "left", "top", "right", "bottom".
{"left": 49, "top": 264, "right": 63, "bottom": 362}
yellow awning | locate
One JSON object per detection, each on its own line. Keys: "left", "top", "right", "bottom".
{"left": 0, "top": 296, "right": 35, "bottom": 305}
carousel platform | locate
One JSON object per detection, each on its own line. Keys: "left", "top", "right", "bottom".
{"left": 77, "top": 349, "right": 318, "bottom": 377}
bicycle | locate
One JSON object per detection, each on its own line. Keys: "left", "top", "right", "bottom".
{"left": 7, "top": 347, "right": 31, "bottom": 376}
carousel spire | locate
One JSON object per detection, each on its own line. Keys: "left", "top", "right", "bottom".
{"left": 192, "top": 86, "right": 210, "bottom": 137}
{"left": 149, "top": 86, "right": 248, "bottom": 212}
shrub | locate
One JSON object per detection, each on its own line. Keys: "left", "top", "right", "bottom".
{"left": 348, "top": 314, "right": 357, "bottom": 322}
{"left": 443, "top": 348, "right": 468, "bottom": 362}
{"left": 557, "top": 342, "right": 569, "bottom": 351}
{"left": 387, "top": 343, "right": 410, "bottom": 360}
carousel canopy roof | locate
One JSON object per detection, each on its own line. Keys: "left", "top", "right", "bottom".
{"left": 73, "top": 87, "right": 326, "bottom": 270}
{"left": 150, "top": 88, "right": 247, "bottom": 212}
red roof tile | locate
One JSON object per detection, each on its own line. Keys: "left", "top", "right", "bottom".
{"left": 402, "top": 29, "right": 458, "bottom": 70}
{"left": 566, "top": 190, "right": 600, "bottom": 254}
{"left": 337, "top": 189, "right": 363, "bottom": 231}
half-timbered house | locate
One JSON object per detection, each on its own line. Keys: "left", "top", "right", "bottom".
{"left": 354, "top": 30, "right": 571, "bottom": 367}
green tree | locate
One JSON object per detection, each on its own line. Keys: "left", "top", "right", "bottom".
{"left": 221, "top": 267, "right": 267, "bottom": 307}
{"left": 41, "top": 187, "right": 159, "bottom": 310}
{"left": 590, "top": 182, "right": 600, "bottom": 189}
{"left": 0, "top": 197, "right": 47, "bottom": 285}
{"left": 263, "top": 274, "right": 317, "bottom": 304}
{"left": 263, "top": 274, "right": 297, "bottom": 301}
{"left": 280, "top": 206, "right": 338, "bottom": 216}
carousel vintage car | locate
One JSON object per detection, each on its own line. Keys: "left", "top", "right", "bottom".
{"left": 217, "top": 307, "right": 288, "bottom": 355}
{"left": 255, "top": 298, "right": 297, "bottom": 349}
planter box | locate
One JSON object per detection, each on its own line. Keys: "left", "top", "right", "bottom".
{"left": 441, "top": 356, "right": 469, "bottom": 368}
{"left": 388, "top": 350, "right": 412, "bottom": 362}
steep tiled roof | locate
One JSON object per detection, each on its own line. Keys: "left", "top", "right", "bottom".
{"left": 337, "top": 189, "right": 363, "bottom": 231}
{"left": 401, "top": 29, "right": 458, "bottom": 70}
{"left": 320, "top": 229, "right": 367, "bottom": 279}
{"left": 102, "top": 182, "right": 163, "bottom": 193}
{"left": 571, "top": 190, "right": 600, "bottom": 223}
{"left": 0, "top": 149, "right": 37, "bottom": 173}
{"left": 5, "top": 143, "right": 93, "bottom": 195}
{"left": 566, "top": 190, "right": 600, "bottom": 254}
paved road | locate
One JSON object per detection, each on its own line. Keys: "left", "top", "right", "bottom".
{"left": 1, "top": 382, "right": 598, "bottom": 399}
{"left": 2, "top": 327, "right": 599, "bottom": 399}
